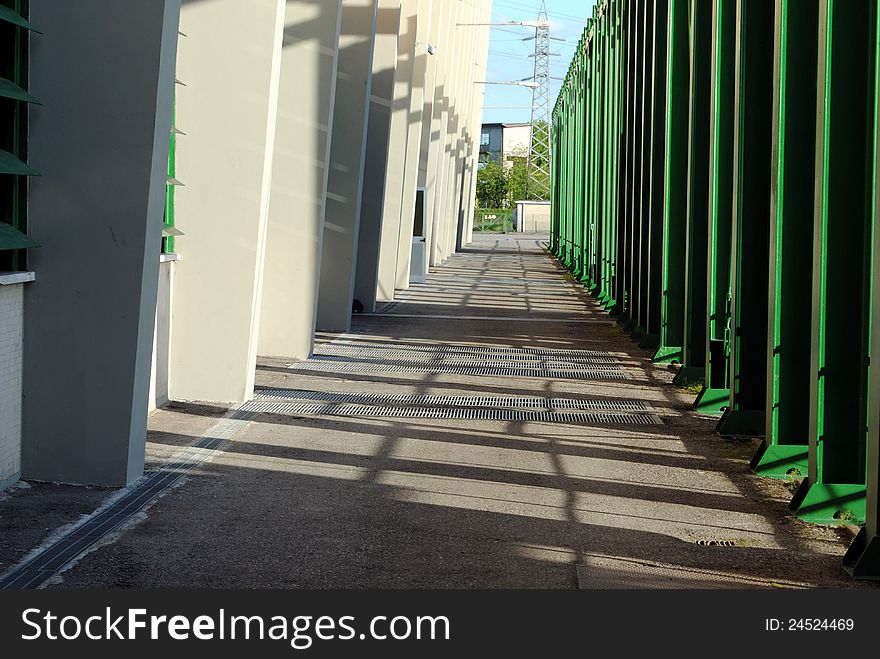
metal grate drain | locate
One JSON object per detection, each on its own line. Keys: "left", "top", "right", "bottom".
{"left": 307, "top": 355, "right": 622, "bottom": 370}
{"left": 0, "top": 410, "right": 255, "bottom": 590}
{"left": 241, "top": 400, "right": 662, "bottom": 424}
{"left": 695, "top": 540, "right": 737, "bottom": 547}
{"left": 253, "top": 389, "right": 651, "bottom": 411}
{"left": 285, "top": 360, "right": 632, "bottom": 380}
{"left": 324, "top": 340, "right": 617, "bottom": 359}
{"left": 318, "top": 348, "right": 620, "bottom": 365}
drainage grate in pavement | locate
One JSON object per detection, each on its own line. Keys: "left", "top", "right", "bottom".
{"left": 253, "top": 389, "right": 652, "bottom": 411}
{"left": 309, "top": 354, "right": 622, "bottom": 370}
{"left": 286, "top": 360, "right": 632, "bottom": 380}
{"left": 241, "top": 400, "right": 662, "bottom": 424}
{"left": 324, "top": 340, "right": 616, "bottom": 359}
{"left": 695, "top": 540, "right": 737, "bottom": 547}
{"left": 0, "top": 411, "right": 255, "bottom": 590}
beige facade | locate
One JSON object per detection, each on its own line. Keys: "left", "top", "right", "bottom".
{"left": 2, "top": 0, "right": 490, "bottom": 490}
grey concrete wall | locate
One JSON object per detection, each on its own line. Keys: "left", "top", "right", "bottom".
{"left": 316, "top": 0, "right": 379, "bottom": 331}
{"left": 259, "top": 0, "right": 343, "bottom": 359}
{"left": 393, "top": 0, "right": 431, "bottom": 290}
{"left": 353, "top": 0, "right": 401, "bottom": 313}
{"left": 375, "top": 1, "right": 418, "bottom": 302}
{"left": 169, "top": 0, "right": 285, "bottom": 402}
{"left": 22, "top": 0, "right": 180, "bottom": 486}
{"left": 416, "top": 0, "right": 446, "bottom": 266}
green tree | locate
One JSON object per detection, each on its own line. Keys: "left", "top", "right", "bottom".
{"left": 506, "top": 155, "right": 529, "bottom": 205}
{"left": 475, "top": 160, "right": 507, "bottom": 208}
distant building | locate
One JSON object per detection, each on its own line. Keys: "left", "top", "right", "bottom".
{"left": 479, "top": 122, "right": 531, "bottom": 169}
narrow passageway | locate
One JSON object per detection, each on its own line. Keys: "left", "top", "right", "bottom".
{"left": 2, "top": 235, "right": 868, "bottom": 588}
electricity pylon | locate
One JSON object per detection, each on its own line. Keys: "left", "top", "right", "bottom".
{"left": 525, "top": 2, "right": 552, "bottom": 200}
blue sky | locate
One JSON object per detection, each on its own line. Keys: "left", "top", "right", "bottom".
{"left": 481, "top": 1, "right": 595, "bottom": 124}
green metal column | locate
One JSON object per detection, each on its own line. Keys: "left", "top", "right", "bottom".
{"left": 693, "top": 0, "right": 735, "bottom": 414}
{"left": 750, "top": 0, "right": 818, "bottom": 476}
{"left": 843, "top": 0, "right": 880, "bottom": 578}
{"left": 629, "top": 0, "right": 653, "bottom": 338}
{"left": 790, "top": 0, "right": 875, "bottom": 525}
{"left": 673, "top": 0, "right": 712, "bottom": 387}
{"left": 653, "top": 0, "right": 689, "bottom": 364}
{"left": 642, "top": 0, "right": 668, "bottom": 350}
{"left": 716, "top": 0, "right": 775, "bottom": 438}
{"left": 617, "top": 0, "right": 639, "bottom": 324}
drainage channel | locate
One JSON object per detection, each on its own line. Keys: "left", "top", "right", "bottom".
{"left": 319, "top": 342, "right": 622, "bottom": 361}
{"left": 254, "top": 388, "right": 652, "bottom": 411}
{"left": 0, "top": 410, "right": 255, "bottom": 590}
{"left": 285, "top": 360, "right": 633, "bottom": 380}
{"left": 311, "top": 351, "right": 620, "bottom": 370}
{"left": 241, "top": 400, "right": 662, "bottom": 425}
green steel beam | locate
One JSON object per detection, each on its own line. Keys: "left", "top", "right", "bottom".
{"left": 617, "top": 0, "right": 639, "bottom": 325}
{"left": 642, "top": 0, "right": 668, "bottom": 351}
{"left": 693, "top": 0, "right": 735, "bottom": 414}
{"left": 716, "top": 0, "right": 774, "bottom": 438}
{"left": 653, "top": 0, "right": 689, "bottom": 364}
{"left": 751, "top": 0, "right": 818, "bottom": 476}
{"left": 790, "top": 0, "right": 874, "bottom": 525}
{"left": 630, "top": 0, "right": 653, "bottom": 341}
{"left": 844, "top": 0, "right": 880, "bottom": 578}
{"left": 673, "top": 0, "right": 712, "bottom": 388}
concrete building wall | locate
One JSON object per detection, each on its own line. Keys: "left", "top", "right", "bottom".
{"left": 502, "top": 124, "right": 532, "bottom": 165}
{"left": 394, "top": 0, "right": 432, "bottom": 291}
{"left": 169, "top": 0, "right": 284, "bottom": 402}
{"left": 0, "top": 278, "right": 29, "bottom": 490}
{"left": 22, "top": 0, "right": 180, "bottom": 487}
{"left": 353, "top": 0, "right": 402, "bottom": 313}
{"left": 515, "top": 201, "right": 552, "bottom": 233}
{"left": 375, "top": 1, "right": 419, "bottom": 303}
{"left": 316, "top": 0, "right": 379, "bottom": 332}
{"left": 259, "top": 0, "right": 343, "bottom": 359}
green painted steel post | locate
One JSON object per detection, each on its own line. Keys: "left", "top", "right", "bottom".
{"left": 630, "top": 0, "right": 653, "bottom": 340}
{"left": 693, "top": 0, "right": 735, "bottom": 414}
{"left": 653, "top": 0, "right": 689, "bottom": 364}
{"left": 642, "top": 0, "right": 668, "bottom": 351}
{"left": 672, "top": 0, "right": 712, "bottom": 388}
{"left": 750, "top": 0, "right": 818, "bottom": 477}
{"left": 617, "top": 0, "right": 638, "bottom": 323}
{"left": 844, "top": 0, "right": 880, "bottom": 578}
{"left": 790, "top": 0, "right": 875, "bottom": 525}
{"left": 716, "top": 0, "right": 775, "bottom": 438}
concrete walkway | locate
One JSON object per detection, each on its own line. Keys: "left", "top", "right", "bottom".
{"left": 0, "top": 234, "right": 871, "bottom": 588}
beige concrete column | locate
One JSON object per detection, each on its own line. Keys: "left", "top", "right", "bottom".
{"left": 259, "top": 1, "right": 344, "bottom": 359}
{"left": 421, "top": 0, "right": 452, "bottom": 267}
{"left": 393, "top": 0, "right": 432, "bottom": 291}
{"left": 375, "top": 0, "right": 419, "bottom": 302}
{"left": 464, "top": 5, "right": 492, "bottom": 245}
{"left": 169, "top": 0, "right": 285, "bottom": 403}
{"left": 353, "top": 0, "right": 402, "bottom": 313}
{"left": 316, "top": 0, "right": 379, "bottom": 332}
{"left": 23, "top": 0, "right": 180, "bottom": 486}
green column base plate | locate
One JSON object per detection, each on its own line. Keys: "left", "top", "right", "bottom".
{"left": 693, "top": 386, "right": 730, "bottom": 414}
{"left": 749, "top": 442, "right": 808, "bottom": 479}
{"left": 843, "top": 527, "right": 880, "bottom": 580}
{"left": 652, "top": 345, "right": 683, "bottom": 364}
{"left": 789, "top": 480, "right": 866, "bottom": 525}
